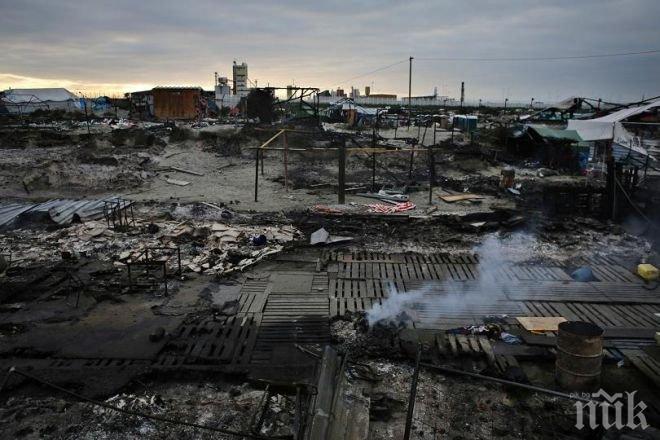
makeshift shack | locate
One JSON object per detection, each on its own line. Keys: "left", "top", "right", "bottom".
{"left": 152, "top": 86, "right": 202, "bottom": 120}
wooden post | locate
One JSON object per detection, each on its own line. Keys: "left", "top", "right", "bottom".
{"left": 408, "top": 56, "right": 413, "bottom": 127}
{"left": 338, "top": 138, "right": 346, "bottom": 204}
{"left": 428, "top": 145, "right": 435, "bottom": 205}
{"left": 408, "top": 142, "right": 416, "bottom": 182}
{"left": 261, "top": 148, "right": 264, "bottom": 175}
{"left": 254, "top": 149, "right": 260, "bottom": 202}
{"left": 283, "top": 131, "right": 289, "bottom": 191}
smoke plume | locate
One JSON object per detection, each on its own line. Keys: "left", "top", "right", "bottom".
{"left": 366, "top": 233, "right": 536, "bottom": 326}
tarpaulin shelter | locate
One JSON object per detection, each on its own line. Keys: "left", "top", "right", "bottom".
{"left": 567, "top": 100, "right": 660, "bottom": 142}
{"left": 0, "top": 88, "right": 83, "bottom": 114}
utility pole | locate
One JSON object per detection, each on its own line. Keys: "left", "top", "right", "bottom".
{"left": 408, "top": 56, "right": 413, "bottom": 127}
{"left": 460, "top": 82, "right": 465, "bottom": 110}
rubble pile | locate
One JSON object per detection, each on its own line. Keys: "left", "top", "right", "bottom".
{"left": 0, "top": 218, "right": 302, "bottom": 277}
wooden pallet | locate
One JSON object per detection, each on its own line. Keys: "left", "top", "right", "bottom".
{"left": 619, "top": 348, "right": 660, "bottom": 388}
{"left": 520, "top": 301, "right": 659, "bottom": 329}
{"left": 156, "top": 314, "right": 261, "bottom": 368}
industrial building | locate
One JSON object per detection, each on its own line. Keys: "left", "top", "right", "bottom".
{"left": 232, "top": 61, "right": 248, "bottom": 97}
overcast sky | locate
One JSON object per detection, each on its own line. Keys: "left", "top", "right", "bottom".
{"left": 1, "top": 0, "right": 658, "bottom": 103}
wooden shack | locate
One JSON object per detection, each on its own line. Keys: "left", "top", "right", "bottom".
{"left": 152, "top": 87, "right": 201, "bottom": 120}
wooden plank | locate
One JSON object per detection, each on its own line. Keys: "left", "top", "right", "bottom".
{"left": 455, "top": 334, "right": 472, "bottom": 354}
{"left": 436, "top": 333, "right": 449, "bottom": 357}
{"left": 447, "top": 334, "right": 458, "bottom": 356}
{"left": 468, "top": 336, "right": 481, "bottom": 354}
{"left": 477, "top": 336, "right": 496, "bottom": 366}
{"left": 516, "top": 316, "right": 567, "bottom": 332}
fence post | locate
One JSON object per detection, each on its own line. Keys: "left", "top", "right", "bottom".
{"left": 338, "top": 138, "right": 346, "bottom": 204}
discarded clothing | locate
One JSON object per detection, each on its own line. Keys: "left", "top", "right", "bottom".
{"left": 500, "top": 332, "right": 522, "bottom": 344}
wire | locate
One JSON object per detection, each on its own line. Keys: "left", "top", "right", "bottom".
{"left": 337, "top": 58, "right": 409, "bottom": 84}
{"left": 416, "top": 49, "right": 660, "bottom": 62}
{"left": 1, "top": 367, "right": 290, "bottom": 440}
{"left": 613, "top": 175, "right": 658, "bottom": 230}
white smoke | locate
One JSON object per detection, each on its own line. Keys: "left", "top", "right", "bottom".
{"left": 366, "top": 282, "right": 428, "bottom": 324}
{"left": 366, "top": 233, "right": 537, "bottom": 326}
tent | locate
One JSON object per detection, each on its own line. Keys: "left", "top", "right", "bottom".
{"left": 0, "top": 88, "right": 83, "bottom": 114}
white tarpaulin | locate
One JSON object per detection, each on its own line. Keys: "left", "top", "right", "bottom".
{"left": 613, "top": 122, "right": 654, "bottom": 159}
{"left": 1, "top": 88, "right": 79, "bottom": 104}
{"left": 566, "top": 99, "right": 660, "bottom": 141}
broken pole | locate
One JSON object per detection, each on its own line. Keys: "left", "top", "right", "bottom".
{"left": 254, "top": 149, "right": 260, "bottom": 202}
{"left": 338, "top": 138, "right": 346, "bottom": 204}
{"left": 403, "top": 344, "right": 422, "bottom": 440}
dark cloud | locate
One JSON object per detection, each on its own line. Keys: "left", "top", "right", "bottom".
{"left": 0, "top": 0, "right": 658, "bottom": 101}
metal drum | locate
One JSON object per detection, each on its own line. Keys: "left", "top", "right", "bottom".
{"left": 555, "top": 321, "right": 604, "bottom": 391}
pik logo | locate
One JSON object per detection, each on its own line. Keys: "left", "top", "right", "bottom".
{"left": 575, "top": 390, "right": 649, "bottom": 430}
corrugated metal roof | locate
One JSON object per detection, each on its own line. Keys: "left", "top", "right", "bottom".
{"left": 0, "top": 196, "right": 130, "bottom": 229}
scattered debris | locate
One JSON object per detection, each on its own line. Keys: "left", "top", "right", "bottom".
{"left": 165, "top": 178, "right": 191, "bottom": 186}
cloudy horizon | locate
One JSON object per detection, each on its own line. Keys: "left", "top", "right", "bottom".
{"left": 1, "top": 0, "right": 659, "bottom": 103}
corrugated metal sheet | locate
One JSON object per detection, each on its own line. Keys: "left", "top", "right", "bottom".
{"left": 0, "top": 196, "right": 130, "bottom": 229}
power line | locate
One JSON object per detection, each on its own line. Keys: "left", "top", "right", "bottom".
{"left": 415, "top": 49, "right": 660, "bottom": 62}
{"left": 331, "top": 49, "right": 660, "bottom": 89}
{"left": 337, "top": 58, "right": 409, "bottom": 85}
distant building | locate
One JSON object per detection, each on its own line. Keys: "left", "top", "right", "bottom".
{"left": 127, "top": 90, "right": 153, "bottom": 118}
{"left": 0, "top": 88, "right": 82, "bottom": 114}
{"left": 233, "top": 61, "right": 248, "bottom": 97}
{"left": 216, "top": 76, "right": 231, "bottom": 96}
{"left": 350, "top": 87, "right": 360, "bottom": 99}
{"left": 213, "top": 73, "right": 242, "bottom": 110}
{"left": 152, "top": 86, "right": 202, "bottom": 120}
{"left": 365, "top": 86, "right": 371, "bottom": 96}
{"left": 367, "top": 93, "right": 397, "bottom": 100}
{"left": 336, "top": 88, "right": 346, "bottom": 97}
{"left": 286, "top": 85, "right": 294, "bottom": 99}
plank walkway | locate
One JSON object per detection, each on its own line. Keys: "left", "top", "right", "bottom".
{"left": 153, "top": 250, "right": 658, "bottom": 384}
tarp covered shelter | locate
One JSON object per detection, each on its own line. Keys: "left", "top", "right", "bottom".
{"left": 527, "top": 125, "right": 583, "bottom": 142}
{"left": 0, "top": 88, "right": 83, "bottom": 114}
{"left": 567, "top": 99, "right": 660, "bottom": 141}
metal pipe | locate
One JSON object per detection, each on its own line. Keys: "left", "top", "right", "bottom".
{"left": 1, "top": 367, "right": 287, "bottom": 439}
{"left": 420, "top": 363, "right": 594, "bottom": 404}
{"left": 403, "top": 345, "right": 422, "bottom": 440}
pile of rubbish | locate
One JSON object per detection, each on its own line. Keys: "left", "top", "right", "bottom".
{"left": 0, "top": 218, "right": 302, "bottom": 277}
